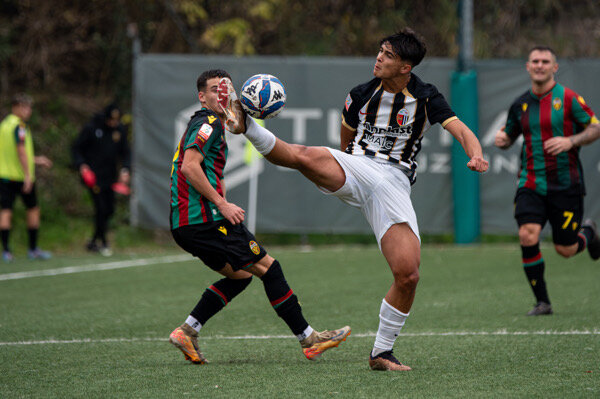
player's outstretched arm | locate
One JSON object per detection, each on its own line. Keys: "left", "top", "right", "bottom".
{"left": 181, "top": 148, "right": 245, "bottom": 225}
{"left": 544, "top": 123, "right": 600, "bottom": 155}
{"left": 445, "top": 119, "right": 489, "bottom": 173}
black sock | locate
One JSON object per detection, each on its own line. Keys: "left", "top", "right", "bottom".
{"left": 260, "top": 260, "right": 309, "bottom": 335}
{"left": 28, "top": 228, "right": 38, "bottom": 251}
{"left": 576, "top": 226, "right": 594, "bottom": 253}
{"left": 1, "top": 229, "right": 9, "bottom": 252}
{"left": 521, "top": 243, "right": 550, "bottom": 304}
{"left": 190, "top": 277, "right": 252, "bottom": 326}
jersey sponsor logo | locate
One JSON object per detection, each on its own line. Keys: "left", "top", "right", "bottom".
{"left": 198, "top": 123, "right": 213, "bottom": 141}
{"left": 552, "top": 97, "right": 562, "bottom": 111}
{"left": 363, "top": 121, "right": 412, "bottom": 137}
{"left": 249, "top": 240, "right": 260, "bottom": 255}
{"left": 344, "top": 94, "right": 352, "bottom": 111}
{"left": 522, "top": 103, "right": 528, "bottom": 112}
{"left": 207, "top": 115, "right": 217, "bottom": 124}
{"left": 362, "top": 132, "right": 396, "bottom": 151}
{"left": 218, "top": 225, "right": 227, "bottom": 235}
{"left": 396, "top": 108, "right": 410, "bottom": 126}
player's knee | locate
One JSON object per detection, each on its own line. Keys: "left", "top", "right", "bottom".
{"left": 518, "top": 227, "right": 539, "bottom": 246}
{"left": 554, "top": 244, "right": 576, "bottom": 258}
{"left": 392, "top": 268, "right": 420, "bottom": 291}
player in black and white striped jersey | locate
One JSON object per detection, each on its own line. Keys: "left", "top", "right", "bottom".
{"left": 224, "top": 28, "right": 488, "bottom": 371}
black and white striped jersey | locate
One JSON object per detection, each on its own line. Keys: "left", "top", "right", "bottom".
{"left": 342, "top": 73, "right": 457, "bottom": 181}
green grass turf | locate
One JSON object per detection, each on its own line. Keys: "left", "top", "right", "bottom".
{"left": 1, "top": 245, "right": 599, "bottom": 398}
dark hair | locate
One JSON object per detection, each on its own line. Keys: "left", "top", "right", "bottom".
{"left": 11, "top": 93, "right": 33, "bottom": 106}
{"left": 380, "top": 28, "right": 427, "bottom": 67}
{"left": 196, "top": 69, "right": 232, "bottom": 92}
{"left": 528, "top": 45, "right": 556, "bottom": 59}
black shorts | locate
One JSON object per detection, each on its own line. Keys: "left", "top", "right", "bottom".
{"left": 0, "top": 179, "right": 38, "bottom": 210}
{"left": 171, "top": 221, "right": 267, "bottom": 272}
{"left": 514, "top": 187, "right": 583, "bottom": 246}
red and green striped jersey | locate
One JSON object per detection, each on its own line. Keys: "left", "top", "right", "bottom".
{"left": 170, "top": 108, "right": 228, "bottom": 229}
{"left": 505, "top": 83, "right": 597, "bottom": 195}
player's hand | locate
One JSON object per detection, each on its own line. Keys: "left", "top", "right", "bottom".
{"left": 217, "top": 201, "right": 245, "bottom": 225}
{"left": 494, "top": 128, "right": 512, "bottom": 149}
{"left": 35, "top": 155, "right": 53, "bottom": 168}
{"left": 467, "top": 156, "right": 488, "bottom": 173}
{"left": 22, "top": 177, "right": 33, "bottom": 194}
{"left": 544, "top": 136, "right": 573, "bottom": 156}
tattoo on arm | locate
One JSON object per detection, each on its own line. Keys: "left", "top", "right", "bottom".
{"left": 569, "top": 124, "right": 600, "bottom": 147}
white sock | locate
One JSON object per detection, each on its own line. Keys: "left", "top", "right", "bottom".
{"left": 296, "top": 325, "right": 314, "bottom": 341}
{"left": 371, "top": 299, "right": 409, "bottom": 357}
{"left": 185, "top": 315, "right": 202, "bottom": 333}
{"left": 244, "top": 116, "right": 276, "bottom": 155}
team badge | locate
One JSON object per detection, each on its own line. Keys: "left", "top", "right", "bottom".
{"left": 208, "top": 115, "right": 217, "bottom": 124}
{"left": 396, "top": 108, "right": 410, "bottom": 126}
{"left": 577, "top": 96, "right": 586, "bottom": 105}
{"left": 198, "top": 123, "right": 213, "bottom": 141}
{"left": 552, "top": 97, "right": 562, "bottom": 111}
{"left": 344, "top": 94, "right": 352, "bottom": 111}
{"left": 249, "top": 240, "right": 260, "bottom": 255}
{"left": 522, "top": 103, "right": 528, "bottom": 112}
{"left": 112, "top": 131, "right": 121, "bottom": 142}
{"left": 218, "top": 226, "right": 227, "bottom": 235}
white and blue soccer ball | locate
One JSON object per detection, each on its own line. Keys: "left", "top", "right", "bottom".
{"left": 239, "top": 74, "right": 286, "bottom": 119}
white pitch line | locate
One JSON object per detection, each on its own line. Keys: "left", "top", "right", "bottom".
{"left": 0, "top": 254, "right": 193, "bottom": 281}
{"left": 1, "top": 330, "right": 599, "bottom": 346}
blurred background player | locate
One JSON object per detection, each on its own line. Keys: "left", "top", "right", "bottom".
{"left": 0, "top": 93, "right": 53, "bottom": 262}
{"left": 225, "top": 29, "right": 488, "bottom": 370}
{"left": 72, "top": 104, "right": 131, "bottom": 256}
{"left": 495, "top": 46, "right": 600, "bottom": 316}
{"left": 168, "top": 69, "right": 350, "bottom": 364}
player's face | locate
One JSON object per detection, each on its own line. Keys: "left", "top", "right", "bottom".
{"left": 526, "top": 50, "right": 558, "bottom": 85}
{"left": 374, "top": 42, "right": 411, "bottom": 79}
{"left": 198, "top": 77, "right": 225, "bottom": 117}
{"left": 14, "top": 103, "right": 32, "bottom": 121}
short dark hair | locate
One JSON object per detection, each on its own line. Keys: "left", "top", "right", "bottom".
{"left": 11, "top": 93, "right": 33, "bottom": 106}
{"left": 103, "top": 103, "right": 121, "bottom": 120}
{"left": 196, "top": 69, "right": 232, "bottom": 92}
{"left": 380, "top": 28, "right": 427, "bottom": 67}
{"left": 528, "top": 45, "right": 556, "bottom": 59}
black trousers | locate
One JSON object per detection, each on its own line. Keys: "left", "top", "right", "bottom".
{"left": 89, "top": 186, "right": 115, "bottom": 245}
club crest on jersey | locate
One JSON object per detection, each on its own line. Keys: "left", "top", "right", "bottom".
{"left": 396, "top": 108, "right": 410, "bottom": 126}
{"left": 345, "top": 94, "right": 352, "bottom": 111}
{"left": 249, "top": 240, "right": 260, "bottom": 255}
{"left": 522, "top": 103, "right": 528, "bottom": 112}
{"left": 218, "top": 225, "right": 227, "bottom": 235}
{"left": 552, "top": 97, "right": 562, "bottom": 110}
{"left": 112, "top": 131, "right": 121, "bottom": 142}
{"left": 198, "top": 123, "right": 213, "bottom": 141}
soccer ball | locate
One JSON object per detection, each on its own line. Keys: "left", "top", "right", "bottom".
{"left": 239, "top": 74, "right": 286, "bottom": 119}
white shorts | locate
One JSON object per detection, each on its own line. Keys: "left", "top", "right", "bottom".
{"left": 318, "top": 149, "right": 420, "bottom": 247}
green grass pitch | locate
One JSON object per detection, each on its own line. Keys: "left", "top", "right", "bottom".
{"left": 1, "top": 244, "right": 598, "bottom": 398}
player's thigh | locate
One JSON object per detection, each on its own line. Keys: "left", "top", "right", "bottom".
{"left": 21, "top": 184, "right": 38, "bottom": 209}
{"left": 295, "top": 146, "right": 346, "bottom": 192}
{"left": 380, "top": 223, "right": 421, "bottom": 278}
{"left": 547, "top": 192, "right": 583, "bottom": 246}
{"left": 514, "top": 188, "right": 547, "bottom": 230}
{"left": 0, "top": 180, "right": 19, "bottom": 210}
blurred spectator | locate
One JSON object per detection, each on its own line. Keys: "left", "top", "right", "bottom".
{"left": 0, "top": 93, "right": 53, "bottom": 262}
{"left": 72, "top": 104, "right": 131, "bottom": 256}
